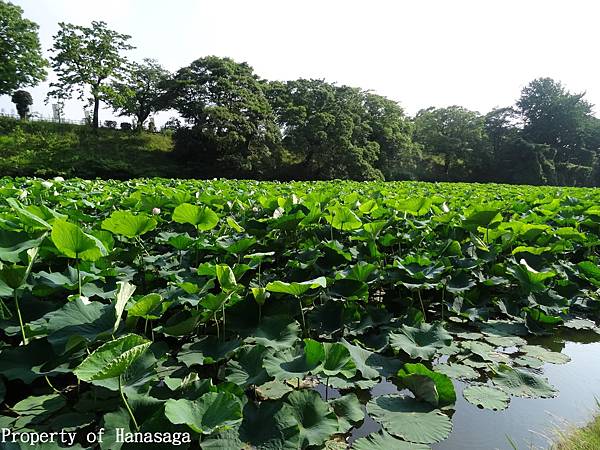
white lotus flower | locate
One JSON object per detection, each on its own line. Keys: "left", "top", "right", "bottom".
{"left": 152, "top": 207, "right": 161, "bottom": 215}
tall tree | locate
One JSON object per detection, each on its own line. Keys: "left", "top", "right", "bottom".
{"left": 267, "top": 79, "right": 387, "bottom": 181}
{"left": 362, "top": 92, "right": 420, "bottom": 180}
{"left": 413, "top": 106, "right": 489, "bottom": 179}
{"left": 48, "top": 21, "right": 133, "bottom": 128}
{"left": 109, "top": 58, "right": 170, "bottom": 130}
{"left": 0, "top": 0, "right": 47, "bottom": 95}
{"left": 167, "top": 56, "right": 281, "bottom": 176}
{"left": 517, "top": 78, "right": 594, "bottom": 160}
{"left": 11, "top": 89, "right": 32, "bottom": 119}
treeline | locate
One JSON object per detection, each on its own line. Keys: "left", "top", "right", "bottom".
{"left": 2, "top": 1, "right": 600, "bottom": 185}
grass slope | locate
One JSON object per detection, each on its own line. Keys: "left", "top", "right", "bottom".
{"left": 0, "top": 117, "right": 182, "bottom": 179}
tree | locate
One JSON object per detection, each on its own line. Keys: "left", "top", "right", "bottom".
{"left": 413, "top": 106, "right": 489, "bottom": 179}
{"left": 266, "top": 79, "right": 387, "bottom": 181}
{"left": 11, "top": 89, "right": 32, "bottom": 119}
{"left": 362, "top": 92, "right": 420, "bottom": 180}
{"left": 517, "top": 78, "right": 599, "bottom": 185}
{"left": 517, "top": 78, "right": 594, "bottom": 160}
{"left": 0, "top": 1, "right": 47, "bottom": 95}
{"left": 167, "top": 56, "right": 281, "bottom": 177}
{"left": 48, "top": 20, "right": 133, "bottom": 128}
{"left": 109, "top": 58, "right": 170, "bottom": 130}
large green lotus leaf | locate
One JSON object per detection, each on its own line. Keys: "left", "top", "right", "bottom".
{"left": 113, "top": 281, "right": 136, "bottom": 334}
{"left": 165, "top": 392, "right": 242, "bottom": 434}
{"left": 483, "top": 334, "right": 527, "bottom": 347}
{"left": 216, "top": 264, "right": 237, "bottom": 291}
{"left": 340, "top": 338, "right": 398, "bottom": 379}
{"left": 178, "top": 336, "right": 241, "bottom": 366}
{"left": 92, "top": 342, "right": 168, "bottom": 393}
{"left": 395, "top": 197, "right": 432, "bottom": 216}
{"left": 101, "top": 210, "right": 157, "bottom": 238}
{"left": 353, "top": 430, "right": 430, "bottom": 450}
{"left": 461, "top": 341, "right": 508, "bottom": 363}
{"left": 519, "top": 345, "right": 570, "bottom": 364}
{"left": 330, "top": 393, "right": 364, "bottom": 433}
{"left": 43, "top": 298, "right": 116, "bottom": 353}
{"left": 74, "top": 334, "right": 151, "bottom": 381}
{"left": 563, "top": 318, "right": 600, "bottom": 332}
{"left": 320, "top": 342, "right": 357, "bottom": 378}
{"left": 246, "top": 316, "right": 300, "bottom": 350}
{"left": 263, "top": 346, "right": 321, "bottom": 381}
{"left": 127, "top": 293, "right": 164, "bottom": 319}
{"left": 462, "top": 207, "right": 502, "bottom": 231}
{"left": 479, "top": 320, "right": 529, "bottom": 337}
{"left": 51, "top": 219, "right": 106, "bottom": 261}
{"left": 266, "top": 277, "right": 327, "bottom": 297}
{"left": 101, "top": 408, "right": 130, "bottom": 450}
{"left": 397, "top": 363, "right": 456, "bottom": 407}
{"left": 389, "top": 323, "right": 452, "bottom": 360}
{"left": 0, "top": 264, "right": 26, "bottom": 289}
{"left": 224, "top": 345, "right": 270, "bottom": 387}
{"left": 238, "top": 400, "right": 301, "bottom": 450}
{"left": 0, "top": 338, "right": 56, "bottom": 382}
{"left": 507, "top": 261, "right": 556, "bottom": 293}
{"left": 434, "top": 363, "right": 479, "bottom": 380}
{"left": 6, "top": 197, "right": 52, "bottom": 231}
{"left": 284, "top": 389, "right": 339, "bottom": 447}
{"left": 12, "top": 393, "right": 66, "bottom": 418}
{"left": 492, "top": 364, "right": 557, "bottom": 398}
{"left": 0, "top": 231, "right": 45, "bottom": 263}
{"left": 463, "top": 385, "right": 510, "bottom": 411}
{"left": 172, "top": 203, "right": 219, "bottom": 231}
{"left": 255, "top": 380, "right": 293, "bottom": 400}
{"left": 199, "top": 428, "right": 245, "bottom": 450}
{"left": 328, "top": 206, "right": 362, "bottom": 231}
{"left": 367, "top": 395, "right": 452, "bottom": 444}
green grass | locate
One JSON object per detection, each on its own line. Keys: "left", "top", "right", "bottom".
{"left": 553, "top": 416, "right": 600, "bottom": 450}
{"left": 0, "top": 116, "right": 181, "bottom": 179}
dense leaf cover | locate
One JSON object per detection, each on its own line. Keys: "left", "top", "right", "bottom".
{"left": 1, "top": 177, "right": 599, "bottom": 449}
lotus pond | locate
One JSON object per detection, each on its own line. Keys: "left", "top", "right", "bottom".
{"left": 1, "top": 178, "right": 600, "bottom": 450}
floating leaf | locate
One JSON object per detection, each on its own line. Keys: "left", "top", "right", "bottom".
{"left": 389, "top": 323, "right": 452, "bottom": 360}
{"left": 367, "top": 395, "right": 452, "bottom": 444}
{"left": 284, "top": 389, "right": 339, "bottom": 447}
{"left": 463, "top": 385, "right": 510, "bottom": 411}
{"left": 492, "top": 364, "right": 557, "bottom": 398}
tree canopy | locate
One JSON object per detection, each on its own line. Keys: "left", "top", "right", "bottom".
{"left": 11, "top": 89, "right": 32, "bottom": 119}
{"left": 109, "top": 58, "right": 170, "bottom": 129}
{"left": 0, "top": 0, "right": 47, "bottom": 95}
{"left": 167, "top": 56, "right": 281, "bottom": 177}
{"left": 48, "top": 20, "right": 133, "bottom": 128}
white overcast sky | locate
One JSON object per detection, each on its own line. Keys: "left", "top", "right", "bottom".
{"left": 1, "top": 0, "right": 600, "bottom": 125}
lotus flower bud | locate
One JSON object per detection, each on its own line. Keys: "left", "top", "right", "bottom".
{"left": 152, "top": 207, "right": 161, "bottom": 215}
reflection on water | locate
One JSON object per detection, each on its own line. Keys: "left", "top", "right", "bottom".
{"left": 434, "top": 333, "right": 600, "bottom": 450}
{"left": 318, "top": 329, "right": 600, "bottom": 450}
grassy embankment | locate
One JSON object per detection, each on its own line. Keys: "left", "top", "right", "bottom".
{"left": 0, "top": 116, "right": 184, "bottom": 179}
{"left": 552, "top": 403, "right": 600, "bottom": 450}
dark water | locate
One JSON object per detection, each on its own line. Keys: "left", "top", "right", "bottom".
{"left": 317, "top": 330, "right": 600, "bottom": 450}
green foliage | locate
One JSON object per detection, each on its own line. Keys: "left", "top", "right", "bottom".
{"left": 0, "top": 177, "right": 598, "bottom": 449}
{"left": 0, "top": 0, "right": 47, "bottom": 94}
{"left": 48, "top": 20, "right": 134, "bottom": 128}
{"left": 109, "top": 58, "right": 171, "bottom": 129}
{"left": 168, "top": 56, "right": 281, "bottom": 177}
{"left": 11, "top": 89, "right": 33, "bottom": 119}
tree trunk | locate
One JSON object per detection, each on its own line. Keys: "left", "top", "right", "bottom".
{"left": 92, "top": 96, "right": 100, "bottom": 128}
{"left": 444, "top": 153, "right": 450, "bottom": 175}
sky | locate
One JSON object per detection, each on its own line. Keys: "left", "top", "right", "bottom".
{"left": 2, "top": 0, "right": 600, "bottom": 126}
